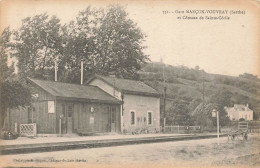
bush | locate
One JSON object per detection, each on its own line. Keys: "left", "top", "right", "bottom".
{"left": 239, "top": 118, "right": 245, "bottom": 122}
{"left": 0, "top": 129, "right": 19, "bottom": 140}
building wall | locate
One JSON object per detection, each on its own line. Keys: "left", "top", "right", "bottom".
{"left": 227, "top": 109, "right": 253, "bottom": 121}
{"left": 30, "top": 85, "right": 57, "bottom": 134}
{"left": 89, "top": 78, "right": 160, "bottom": 133}
{"left": 89, "top": 78, "right": 123, "bottom": 131}
{"left": 238, "top": 110, "right": 253, "bottom": 121}
{"left": 9, "top": 84, "right": 57, "bottom": 134}
{"left": 56, "top": 100, "right": 121, "bottom": 134}
{"left": 33, "top": 101, "right": 57, "bottom": 133}
{"left": 227, "top": 110, "right": 240, "bottom": 121}
{"left": 123, "top": 94, "right": 160, "bottom": 133}
{"left": 9, "top": 107, "right": 28, "bottom": 132}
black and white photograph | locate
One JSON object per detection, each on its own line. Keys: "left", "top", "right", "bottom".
{"left": 0, "top": 0, "right": 259, "bottom": 167}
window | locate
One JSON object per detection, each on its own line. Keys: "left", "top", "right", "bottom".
{"left": 130, "top": 111, "right": 135, "bottom": 125}
{"left": 67, "top": 105, "right": 73, "bottom": 117}
{"left": 48, "top": 101, "right": 55, "bottom": 113}
{"left": 90, "top": 117, "right": 94, "bottom": 124}
{"left": 109, "top": 106, "right": 116, "bottom": 123}
{"left": 147, "top": 112, "right": 152, "bottom": 125}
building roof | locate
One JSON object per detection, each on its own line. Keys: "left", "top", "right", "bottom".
{"left": 225, "top": 104, "right": 252, "bottom": 112}
{"left": 27, "top": 78, "right": 121, "bottom": 104}
{"left": 233, "top": 104, "right": 248, "bottom": 111}
{"left": 86, "top": 74, "right": 160, "bottom": 97}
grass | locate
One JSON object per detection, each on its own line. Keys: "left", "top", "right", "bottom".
{"left": 171, "top": 136, "right": 260, "bottom": 166}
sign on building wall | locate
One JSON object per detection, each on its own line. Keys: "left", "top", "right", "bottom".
{"left": 48, "top": 101, "right": 55, "bottom": 113}
{"left": 90, "top": 117, "right": 94, "bottom": 124}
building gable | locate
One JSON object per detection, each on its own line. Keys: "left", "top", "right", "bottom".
{"left": 88, "top": 78, "right": 122, "bottom": 100}
{"left": 86, "top": 75, "right": 160, "bottom": 97}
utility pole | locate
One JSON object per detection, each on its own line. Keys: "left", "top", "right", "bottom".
{"left": 162, "top": 59, "right": 166, "bottom": 133}
{"left": 202, "top": 70, "right": 205, "bottom": 130}
{"left": 54, "top": 59, "right": 57, "bottom": 82}
{"left": 217, "top": 110, "right": 220, "bottom": 145}
{"left": 163, "top": 86, "right": 166, "bottom": 132}
{"left": 81, "top": 59, "right": 84, "bottom": 85}
{"left": 202, "top": 71, "right": 205, "bottom": 108}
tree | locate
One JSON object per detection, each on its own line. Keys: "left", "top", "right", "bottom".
{"left": 192, "top": 103, "right": 216, "bottom": 129}
{"left": 11, "top": 6, "right": 148, "bottom": 83}
{"left": 191, "top": 88, "right": 232, "bottom": 129}
{"left": 195, "top": 65, "right": 200, "bottom": 71}
{"left": 59, "top": 5, "right": 149, "bottom": 82}
{"left": 93, "top": 5, "right": 149, "bottom": 79}
{"left": 209, "top": 88, "right": 232, "bottom": 107}
{"left": 57, "top": 7, "right": 99, "bottom": 83}
{"left": 239, "top": 73, "right": 259, "bottom": 81}
{"left": 166, "top": 99, "right": 192, "bottom": 125}
{"left": 208, "top": 88, "right": 231, "bottom": 126}
{"left": 0, "top": 28, "right": 31, "bottom": 129}
{"left": 0, "top": 27, "right": 14, "bottom": 82}
{"left": 12, "top": 13, "right": 62, "bottom": 80}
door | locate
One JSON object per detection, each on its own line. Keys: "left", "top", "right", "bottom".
{"left": 110, "top": 107, "right": 116, "bottom": 132}
{"left": 66, "top": 104, "right": 73, "bottom": 133}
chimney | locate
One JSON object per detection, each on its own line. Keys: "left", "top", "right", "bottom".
{"left": 54, "top": 59, "right": 57, "bottom": 82}
{"left": 81, "top": 59, "right": 84, "bottom": 85}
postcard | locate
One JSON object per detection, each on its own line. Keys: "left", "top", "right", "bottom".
{"left": 0, "top": 0, "right": 259, "bottom": 167}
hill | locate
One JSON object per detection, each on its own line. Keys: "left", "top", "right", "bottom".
{"left": 138, "top": 62, "right": 260, "bottom": 122}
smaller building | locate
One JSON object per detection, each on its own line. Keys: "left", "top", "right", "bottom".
{"left": 9, "top": 78, "right": 122, "bottom": 135}
{"left": 225, "top": 104, "right": 253, "bottom": 121}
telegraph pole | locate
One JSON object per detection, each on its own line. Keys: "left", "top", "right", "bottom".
{"left": 163, "top": 85, "right": 166, "bottom": 132}
{"left": 202, "top": 71, "right": 205, "bottom": 108}
{"left": 81, "top": 59, "right": 84, "bottom": 85}
{"left": 202, "top": 70, "right": 205, "bottom": 127}
{"left": 54, "top": 59, "right": 58, "bottom": 82}
{"left": 163, "top": 59, "right": 166, "bottom": 132}
{"left": 217, "top": 110, "right": 220, "bottom": 145}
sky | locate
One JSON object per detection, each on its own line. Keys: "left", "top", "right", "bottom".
{"left": 0, "top": 0, "right": 259, "bottom": 77}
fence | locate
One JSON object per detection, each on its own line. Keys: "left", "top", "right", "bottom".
{"left": 161, "top": 125, "right": 201, "bottom": 134}
{"left": 248, "top": 121, "right": 260, "bottom": 133}
{"left": 229, "top": 121, "right": 260, "bottom": 133}
{"left": 248, "top": 127, "right": 260, "bottom": 133}
{"left": 20, "top": 123, "right": 37, "bottom": 137}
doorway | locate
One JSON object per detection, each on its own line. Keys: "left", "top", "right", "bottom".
{"left": 66, "top": 104, "right": 73, "bottom": 133}
{"left": 109, "top": 106, "right": 116, "bottom": 132}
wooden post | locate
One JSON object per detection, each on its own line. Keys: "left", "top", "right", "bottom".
{"left": 33, "top": 123, "right": 37, "bottom": 136}
{"left": 59, "top": 118, "right": 62, "bottom": 137}
{"left": 217, "top": 111, "right": 220, "bottom": 145}
{"left": 6, "top": 108, "right": 10, "bottom": 128}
